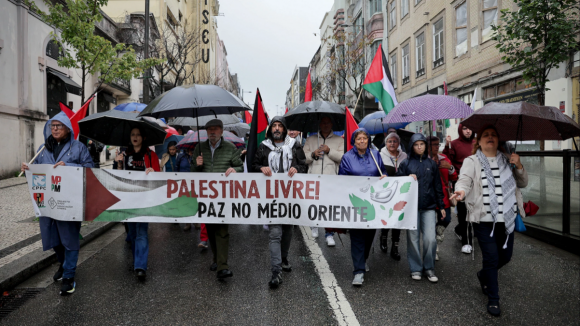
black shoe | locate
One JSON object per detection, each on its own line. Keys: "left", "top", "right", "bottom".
{"left": 217, "top": 269, "right": 233, "bottom": 279}
{"left": 380, "top": 234, "right": 388, "bottom": 252}
{"left": 487, "top": 301, "right": 501, "bottom": 316}
{"left": 268, "top": 271, "right": 283, "bottom": 289}
{"left": 390, "top": 243, "right": 401, "bottom": 261}
{"left": 136, "top": 269, "right": 146, "bottom": 281}
{"left": 59, "top": 278, "right": 75, "bottom": 295}
{"left": 477, "top": 271, "right": 488, "bottom": 295}
{"left": 210, "top": 262, "right": 217, "bottom": 271}
{"left": 281, "top": 258, "right": 292, "bottom": 272}
{"left": 53, "top": 265, "right": 64, "bottom": 282}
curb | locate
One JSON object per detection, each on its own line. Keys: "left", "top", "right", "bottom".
{"left": 0, "top": 222, "right": 117, "bottom": 292}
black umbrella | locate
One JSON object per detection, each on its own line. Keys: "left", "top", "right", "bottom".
{"left": 138, "top": 84, "right": 250, "bottom": 119}
{"left": 169, "top": 115, "right": 240, "bottom": 129}
{"left": 283, "top": 101, "right": 346, "bottom": 132}
{"left": 79, "top": 110, "right": 167, "bottom": 147}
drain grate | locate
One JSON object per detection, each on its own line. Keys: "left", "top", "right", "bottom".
{"left": 0, "top": 288, "right": 42, "bottom": 319}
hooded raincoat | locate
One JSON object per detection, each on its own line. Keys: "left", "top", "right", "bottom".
{"left": 33, "top": 112, "right": 94, "bottom": 251}
{"left": 442, "top": 123, "right": 475, "bottom": 172}
{"left": 338, "top": 128, "right": 387, "bottom": 177}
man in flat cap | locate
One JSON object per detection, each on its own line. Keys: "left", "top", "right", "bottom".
{"left": 191, "top": 119, "right": 244, "bottom": 280}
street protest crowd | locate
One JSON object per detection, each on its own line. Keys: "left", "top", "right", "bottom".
{"left": 21, "top": 103, "right": 529, "bottom": 318}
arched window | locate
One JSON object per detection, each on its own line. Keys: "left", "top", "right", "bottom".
{"left": 46, "top": 40, "right": 64, "bottom": 60}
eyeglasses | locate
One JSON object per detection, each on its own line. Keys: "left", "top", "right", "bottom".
{"left": 50, "top": 124, "right": 65, "bottom": 130}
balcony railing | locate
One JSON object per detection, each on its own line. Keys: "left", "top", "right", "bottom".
{"left": 416, "top": 68, "right": 425, "bottom": 78}
{"left": 402, "top": 76, "right": 410, "bottom": 85}
{"left": 112, "top": 78, "right": 131, "bottom": 91}
{"left": 433, "top": 57, "right": 444, "bottom": 68}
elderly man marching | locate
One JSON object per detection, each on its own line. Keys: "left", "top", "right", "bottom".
{"left": 303, "top": 116, "right": 345, "bottom": 246}
{"left": 252, "top": 116, "right": 307, "bottom": 289}
{"left": 21, "top": 112, "right": 94, "bottom": 295}
{"left": 191, "top": 119, "right": 244, "bottom": 280}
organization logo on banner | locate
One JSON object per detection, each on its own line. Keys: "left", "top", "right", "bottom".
{"left": 32, "top": 173, "right": 46, "bottom": 190}
{"left": 49, "top": 197, "right": 57, "bottom": 209}
{"left": 34, "top": 193, "right": 45, "bottom": 208}
{"left": 51, "top": 176, "right": 62, "bottom": 192}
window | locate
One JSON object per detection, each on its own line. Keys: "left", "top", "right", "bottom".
{"left": 401, "top": 0, "right": 409, "bottom": 18}
{"left": 167, "top": 9, "right": 178, "bottom": 30}
{"left": 497, "top": 81, "right": 511, "bottom": 96}
{"left": 369, "top": 0, "right": 382, "bottom": 14}
{"left": 433, "top": 18, "right": 444, "bottom": 67}
{"left": 515, "top": 78, "right": 532, "bottom": 91}
{"left": 389, "top": 1, "right": 396, "bottom": 30}
{"left": 483, "top": 85, "right": 496, "bottom": 99}
{"left": 370, "top": 40, "right": 382, "bottom": 59}
{"left": 390, "top": 54, "right": 397, "bottom": 89}
{"left": 455, "top": 2, "right": 468, "bottom": 57}
{"left": 402, "top": 45, "right": 410, "bottom": 84}
{"left": 415, "top": 33, "right": 425, "bottom": 77}
{"left": 354, "top": 14, "right": 363, "bottom": 35}
{"left": 481, "top": 0, "right": 498, "bottom": 43}
{"left": 46, "top": 40, "right": 64, "bottom": 60}
{"left": 415, "top": 0, "right": 422, "bottom": 5}
{"left": 459, "top": 93, "right": 473, "bottom": 105}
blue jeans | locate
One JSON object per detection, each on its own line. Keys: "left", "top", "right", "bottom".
{"left": 127, "top": 223, "right": 149, "bottom": 271}
{"left": 269, "top": 225, "right": 293, "bottom": 273}
{"left": 406, "top": 210, "right": 437, "bottom": 273}
{"left": 54, "top": 244, "right": 79, "bottom": 279}
{"left": 350, "top": 229, "right": 376, "bottom": 275}
{"left": 473, "top": 222, "right": 514, "bottom": 302}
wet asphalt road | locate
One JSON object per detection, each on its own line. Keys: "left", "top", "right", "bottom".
{"left": 2, "top": 220, "right": 579, "bottom": 326}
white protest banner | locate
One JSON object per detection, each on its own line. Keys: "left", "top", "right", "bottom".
{"left": 25, "top": 165, "right": 419, "bottom": 230}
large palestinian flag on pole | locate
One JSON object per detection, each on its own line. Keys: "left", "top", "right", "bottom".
{"left": 246, "top": 88, "right": 268, "bottom": 170}
{"left": 362, "top": 44, "right": 398, "bottom": 115}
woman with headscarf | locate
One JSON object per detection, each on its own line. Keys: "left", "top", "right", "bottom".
{"left": 115, "top": 126, "right": 160, "bottom": 280}
{"left": 378, "top": 132, "right": 407, "bottom": 260}
{"left": 450, "top": 125, "right": 527, "bottom": 316}
{"left": 338, "top": 128, "right": 387, "bottom": 287}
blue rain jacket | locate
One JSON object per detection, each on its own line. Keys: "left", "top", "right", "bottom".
{"left": 175, "top": 152, "right": 192, "bottom": 172}
{"left": 33, "top": 112, "right": 94, "bottom": 251}
{"left": 338, "top": 128, "right": 387, "bottom": 177}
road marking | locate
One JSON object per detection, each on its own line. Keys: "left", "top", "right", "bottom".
{"left": 299, "top": 226, "right": 360, "bottom": 326}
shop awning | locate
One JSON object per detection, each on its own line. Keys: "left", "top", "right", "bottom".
{"left": 47, "top": 67, "right": 82, "bottom": 96}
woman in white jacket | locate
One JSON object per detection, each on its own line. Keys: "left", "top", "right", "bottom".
{"left": 378, "top": 132, "right": 407, "bottom": 260}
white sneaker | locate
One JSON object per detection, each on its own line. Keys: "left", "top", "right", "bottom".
{"left": 461, "top": 244, "right": 473, "bottom": 254}
{"left": 326, "top": 235, "right": 336, "bottom": 247}
{"left": 311, "top": 227, "right": 319, "bottom": 238}
{"left": 365, "top": 263, "right": 369, "bottom": 272}
{"left": 425, "top": 270, "right": 439, "bottom": 283}
{"left": 435, "top": 253, "right": 439, "bottom": 261}
{"left": 411, "top": 273, "right": 422, "bottom": 281}
{"left": 352, "top": 273, "right": 364, "bottom": 286}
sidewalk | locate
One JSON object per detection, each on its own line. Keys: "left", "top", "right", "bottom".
{"left": 0, "top": 160, "right": 116, "bottom": 292}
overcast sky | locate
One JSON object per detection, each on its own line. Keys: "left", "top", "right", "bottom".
{"left": 216, "top": 0, "right": 333, "bottom": 118}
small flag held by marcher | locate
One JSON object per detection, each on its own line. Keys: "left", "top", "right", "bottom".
{"left": 304, "top": 67, "right": 313, "bottom": 102}
{"left": 344, "top": 107, "right": 359, "bottom": 152}
{"left": 362, "top": 45, "right": 398, "bottom": 115}
{"left": 246, "top": 89, "right": 269, "bottom": 170}
{"left": 59, "top": 94, "right": 95, "bottom": 140}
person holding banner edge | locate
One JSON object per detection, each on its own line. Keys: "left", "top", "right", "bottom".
{"left": 338, "top": 128, "right": 387, "bottom": 287}
{"left": 252, "top": 116, "right": 307, "bottom": 289}
{"left": 191, "top": 119, "right": 244, "bottom": 280}
{"left": 115, "top": 126, "right": 160, "bottom": 281}
{"left": 21, "top": 112, "right": 94, "bottom": 296}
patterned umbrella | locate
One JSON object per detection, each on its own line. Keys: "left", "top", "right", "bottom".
{"left": 461, "top": 101, "right": 580, "bottom": 141}
{"left": 383, "top": 95, "right": 472, "bottom": 123}
{"left": 358, "top": 111, "right": 410, "bottom": 135}
{"left": 176, "top": 130, "right": 245, "bottom": 151}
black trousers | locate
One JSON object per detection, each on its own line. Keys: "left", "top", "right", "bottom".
{"left": 380, "top": 229, "right": 401, "bottom": 243}
{"left": 455, "top": 202, "right": 473, "bottom": 246}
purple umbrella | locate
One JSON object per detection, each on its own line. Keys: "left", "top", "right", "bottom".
{"left": 383, "top": 95, "right": 472, "bottom": 123}
{"left": 176, "top": 130, "right": 245, "bottom": 151}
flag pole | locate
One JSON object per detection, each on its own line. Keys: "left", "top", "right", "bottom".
{"left": 18, "top": 146, "right": 45, "bottom": 177}
{"left": 353, "top": 88, "right": 364, "bottom": 117}
{"left": 369, "top": 151, "right": 383, "bottom": 177}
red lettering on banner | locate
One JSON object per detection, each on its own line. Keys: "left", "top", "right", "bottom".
{"left": 219, "top": 181, "right": 228, "bottom": 198}
{"left": 293, "top": 181, "right": 304, "bottom": 199}
{"left": 199, "top": 180, "right": 208, "bottom": 198}
{"left": 208, "top": 180, "right": 218, "bottom": 199}
{"left": 51, "top": 176, "right": 61, "bottom": 184}
{"left": 229, "top": 180, "right": 234, "bottom": 198}
{"left": 167, "top": 180, "right": 178, "bottom": 198}
{"left": 248, "top": 180, "right": 260, "bottom": 198}
{"left": 275, "top": 180, "right": 279, "bottom": 198}
{"left": 234, "top": 181, "right": 246, "bottom": 199}
{"left": 280, "top": 181, "right": 292, "bottom": 198}
{"left": 315, "top": 181, "right": 320, "bottom": 200}
{"left": 178, "top": 180, "right": 190, "bottom": 197}
{"left": 305, "top": 181, "right": 315, "bottom": 199}
{"left": 190, "top": 180, "right": 198, "bottom": 198}
{"left": 266, "top": 180, "right": 273, "bottom": 199}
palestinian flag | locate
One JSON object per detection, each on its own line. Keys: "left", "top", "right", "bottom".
{"left": 344, "top": 107, "right": 359, "bottom": 152}
{"left": 304, "top": 67, "right": 313, "bottom": 102}
{"left": 362, "top": 44, "right": 398, "bottom": 114}
{"left": 59, "top": 94, "right": 95, "bottom": 140}
{"left": 246, "top": 89, "right": 268, "bottom": 170}
{"left": 245, "top": 110, "right": 253, "bottom": 124}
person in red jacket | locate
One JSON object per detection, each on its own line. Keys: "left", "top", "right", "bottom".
{"left": 428, "top": 137, "right": 458, "bottom": 261}
{"left": 443, "top": 123, "right": 475, "bottom": 254}
{"left": 115, "top": 126, "right": 160, "bottom": 280}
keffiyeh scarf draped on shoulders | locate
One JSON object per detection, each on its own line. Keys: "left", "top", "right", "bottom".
{"left": 262, "top": 136, "right": 296, "bottom": 173}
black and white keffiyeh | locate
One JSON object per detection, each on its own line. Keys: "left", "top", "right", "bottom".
{"left": 476, "top": 149, "right": 517, "bottom": 247}
{"left": 262, "top": 136, "right": 296, "bottom": 173}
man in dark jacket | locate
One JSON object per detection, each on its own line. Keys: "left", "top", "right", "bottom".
{"left": 443, "top": 123, "right": 475, "bottom": 253}
{"left": 252, "top": 116, "right": 307, "bottom": 289}
{"left": 86, "top": 139, "right": 103, "bottom": 168}
{"left": 397, "top": 133, "right": 446, "bottom": 283}
{"left": 192, "top": 119, "right": 244, "bottom": 280}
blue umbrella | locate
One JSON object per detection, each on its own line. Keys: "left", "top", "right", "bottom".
{"left": 113, "top": 102, "right": 147, "bottom": 113}
{"left": 359, "top": 111, "right": 410, "bottom": 135}
{"left": 155, "top": 135, "right": 184, "bottom": 156}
